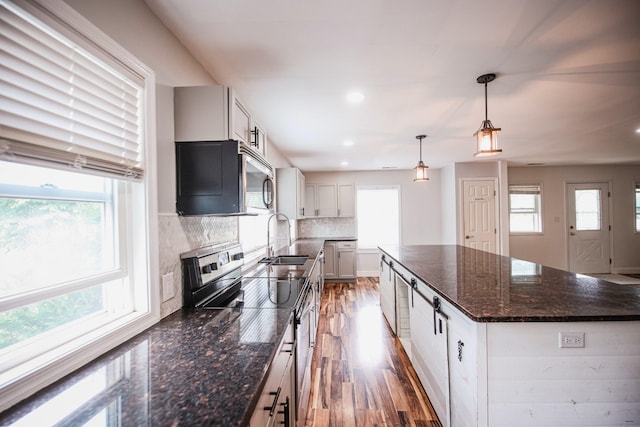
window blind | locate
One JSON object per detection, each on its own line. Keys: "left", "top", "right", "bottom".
{"left": 0, "top": 0, "right": 144, "bottom": 179}
{"left": 509, "top": 184, "right": 541, "bottom": 195}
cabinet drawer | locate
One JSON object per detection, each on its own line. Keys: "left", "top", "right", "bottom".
{"left": 337, "top": 241, "right": 356, "bottom": 249}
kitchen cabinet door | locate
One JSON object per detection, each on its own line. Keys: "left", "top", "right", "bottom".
{"left": 410, "top": 290, "right": 451, "bottom": 427}
{"left": 304, "top": 184, "right": 337, "bottom": 217}
{"left": 337, "top": 241, "right": 356, "bottom": 280}
{"left": 323, "top": 242, "right": 336, "bottom": 279}
{"left": 304, "top": 184, "right": 316, "bottom": 217}
{"left": 325, "top": 241, "right": 357, "bottom": 281}
{"left": 379, "top": 256, "right": 396, "bottom": 334}
{"left": 250, "top": 320, "right": 295, "bottom": 427}
{"left": 337, "top": 184, "right": 355, "bottom": 217}
{"left": 337, "top": 248, "right": 356, "bottom": 279}
{"left": 276, "top": 168, "right": 305, "bottom": 219}
{"left": 316, "top": 184, "right": 337, "bottom": 216}
{"left": 174, "top": 85, "right": 229, "bottom": 142}
{"left": 230, "top": 89, "right": 252, "bottom": 145}
{"left": 250, "top": 121, "right": 267, "bottom": 158}
{"left": 296, "top": 169, "right": 306, "bottom": 218}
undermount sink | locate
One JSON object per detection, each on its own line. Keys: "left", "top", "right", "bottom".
{"left": 259, "top": 255, "right": 309, "bottom": 265}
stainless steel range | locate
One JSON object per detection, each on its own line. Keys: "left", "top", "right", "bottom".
{"left": 181, "top": 242, "right": 310, "bottom": 311}
{"left": 180, "top": 242, "right": 246, "bottom": 309}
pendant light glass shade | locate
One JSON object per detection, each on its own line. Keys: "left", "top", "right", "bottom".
{"left": 474, "top": 73, "right": 502, "bottom": 157}
{"left": 474, "top": 119, "right": 501, "bottom": 157}
{"left": 413, "top": 135, "right": 429, "bottom": 181}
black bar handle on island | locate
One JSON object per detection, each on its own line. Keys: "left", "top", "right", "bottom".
{"left": 264, "top": 387, "right": 282, "bottom": 416}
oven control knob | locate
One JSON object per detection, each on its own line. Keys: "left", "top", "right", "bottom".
{"left": 202, "top": 265, "right": 212, "bottom": 274}
{"left": 232, "top": 252, "right": 244, "bottom": 260}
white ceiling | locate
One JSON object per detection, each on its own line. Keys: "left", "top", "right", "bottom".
{"left": 145, "top": 0, "right": 640, "bottom": 172}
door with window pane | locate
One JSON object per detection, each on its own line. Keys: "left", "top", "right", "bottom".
{"left": 566, "top": 182, "right": 611, "bottom": 273}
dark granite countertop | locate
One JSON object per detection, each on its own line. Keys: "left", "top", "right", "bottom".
{"left": 0, "top": 307, "right": 294, "bottom": 426}
{"left": 1, "top": 241, "right": 326, "bottom": 426}
{"left": 379, "top": 245, "right": 640, "bottom": 322}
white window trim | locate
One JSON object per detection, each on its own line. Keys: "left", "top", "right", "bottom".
{"left": 0, "top": 0, "right": 159, "bottom": 412}
{"left": 509, "top": 183, "right": 544, "bottom": 235}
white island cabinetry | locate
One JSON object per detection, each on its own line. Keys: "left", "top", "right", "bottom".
{"left": 378, "top": 246, "right": 640, "bottom": 427}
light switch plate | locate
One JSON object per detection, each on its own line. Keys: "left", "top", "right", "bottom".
{"left": 162, "top": 272, "right": 175, "bottom": 302}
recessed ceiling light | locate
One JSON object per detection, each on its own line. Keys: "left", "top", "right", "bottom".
{"left": 636, "top": 128, "right": 640, "bottom": 133}
{"left": 343, "top": 140, "right": 354, "bottom": 147}
{"left": 346, "top": 91, "right": 364, "bottom": 104}
{"left": 341, "top": 161, "right": 349, "bottom": 166}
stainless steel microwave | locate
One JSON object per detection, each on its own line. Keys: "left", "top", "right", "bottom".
{"left": 175, "top": 140, "right": 274, "bottom": 215}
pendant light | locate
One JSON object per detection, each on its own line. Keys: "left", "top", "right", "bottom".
{"left": 413, "top": 134, "right": 429, "bottom": 181}
{"left": 473, "top": 73, "right": 502, "bottom": 157}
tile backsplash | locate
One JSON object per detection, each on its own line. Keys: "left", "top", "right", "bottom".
{"left": 158, "top": 213, "right": 294, "bottom": 318}
{"left": 297, "top": 217, "right": 356, "bottom": 239}
{"left": 158, "top": 213, "right": 237, "bottom": 317}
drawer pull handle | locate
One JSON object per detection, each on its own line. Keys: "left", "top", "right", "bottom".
{"left": 264, "top": 387, "right": 282, "bottom": 416}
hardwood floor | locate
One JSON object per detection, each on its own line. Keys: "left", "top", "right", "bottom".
{"left": 305, "top": 278, "right": 442, "bottom": 426}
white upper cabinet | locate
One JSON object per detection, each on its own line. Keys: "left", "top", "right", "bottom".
{"left": 305, "top": 184, "right": 337, "bottom": 217}
{"left": 304, "top": 183, "right": 354, "bottom": 218}
{"left": 174, "top": 85, "right": 229, "bottom": 141}
{"left": 230, "top": 90, "right": 251, "bottom": 145}
{"left": 337, "top": 184, "right": 355, "bottom": 217}
{"left": 250, "top": 121, "right": 267, "bottom": 158}
{"left": 174, "top": 85, "right": 267, "bottom": 157}
{"left": 276, "top": 168, "right": 306, "bottom": 219}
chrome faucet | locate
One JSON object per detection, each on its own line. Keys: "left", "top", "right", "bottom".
{"left": 266, "top": 212, "right": 292, "bottom": 258}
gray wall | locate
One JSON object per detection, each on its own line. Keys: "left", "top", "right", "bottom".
{"left": 302, "top": 169, "right": 442, "bottom": 275}
{"left": 508, "top": 165, "right": 640, "bottom": 273}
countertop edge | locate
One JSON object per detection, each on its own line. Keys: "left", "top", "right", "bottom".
{"left": 378, "top": 246, "right": 640, "bottom": 323}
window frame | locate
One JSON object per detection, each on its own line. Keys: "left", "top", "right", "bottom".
{"left": 0, "top": 0, "right": 159, "bottom": 412}
{"left": 508, "top": 184, "right": 543, "bottom": 235}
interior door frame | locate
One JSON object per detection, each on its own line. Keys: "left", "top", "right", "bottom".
{"left": 458, "top": 178, "right": 501, "bottom": 253}
{"left": 565, "top": 180, "right": 613, "bottom": 273}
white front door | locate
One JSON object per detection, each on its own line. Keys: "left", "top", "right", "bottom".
{"left": 463, "top": 180, "right": 497, "bottom": 253}
{"left": 567, "top": 182, "right": 611, "bottom": 273}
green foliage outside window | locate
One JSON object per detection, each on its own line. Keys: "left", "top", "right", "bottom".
{"left": 0, "top": 198, "right": 107, "bottom": 350}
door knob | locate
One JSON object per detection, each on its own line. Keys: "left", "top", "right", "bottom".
{"left": 569, "top": 232, "right": 576, "bottom": 236}
{"left": 465, "top": 235, "right": 473, "bottom": 239}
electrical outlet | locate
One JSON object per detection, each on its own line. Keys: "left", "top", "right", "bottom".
{"left": 162, "top": 272, "right": 175, "bottom": 302}
{"left": 559, "top": 332, "right": 585, "bottom": 348}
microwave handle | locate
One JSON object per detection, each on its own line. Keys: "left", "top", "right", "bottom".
{"left": 263, "top": 178, "right": 274, "bottom": 208}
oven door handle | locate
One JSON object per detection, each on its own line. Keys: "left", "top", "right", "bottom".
{"left": 296, "top": 288, "right": 313, "bottom": 325}
{"left": 296, "top": 302, "right": 313, "bottom": 325}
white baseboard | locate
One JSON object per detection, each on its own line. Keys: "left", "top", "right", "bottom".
{"left": 613, "top": 267, "right": 640, "bottom": 274}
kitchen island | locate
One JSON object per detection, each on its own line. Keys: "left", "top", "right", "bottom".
{"left": 0, "top": 239, "right": 324, "bottom": 426}
{"left": 379, "top": 245, "right": 640, "bottom": 427}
